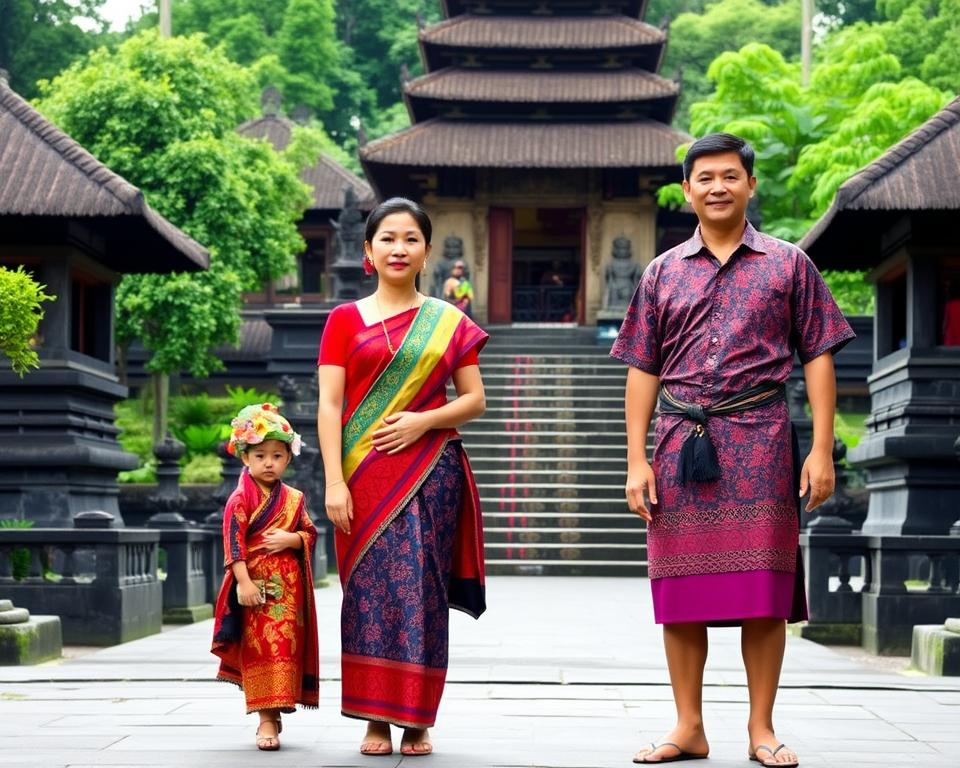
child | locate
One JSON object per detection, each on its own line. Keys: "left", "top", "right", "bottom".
{"left": 211, "top": 403, "right": 319, "bottom": 751}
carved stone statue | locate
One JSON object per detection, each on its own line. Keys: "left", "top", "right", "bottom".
{"left": 330, "top": 186, "right": 368, "bottom": 299}
{"left": 602, "top": 235, "right": 643, "bottom": 312}
{"left": 431, "top": 235, "right": 470, "bottom": 297}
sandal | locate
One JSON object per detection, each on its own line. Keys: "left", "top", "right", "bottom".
{"left": 360, "top": 722, "right": 393, "bottom": 756}
{"left": 749, "top": 743, "right": 799, "bottom": 767}
{"left": 634, "top": 741, "right": 708, "bottom": 763}
{"left": 256, "top": 719, "right": 281, "bottom": 751}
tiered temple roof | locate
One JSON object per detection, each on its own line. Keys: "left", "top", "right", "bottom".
{"left": 0, "top": 81, "right": 209, "bottom": 272}
{"left": 360, "top": 0, "right": 686, "bottom": 197}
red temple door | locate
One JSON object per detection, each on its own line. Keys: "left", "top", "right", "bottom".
{"left": 488, "top": 207, "right": 513, "bottom": 324}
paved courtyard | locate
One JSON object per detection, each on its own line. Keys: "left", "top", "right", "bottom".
{"left": 2, "top": 577, "right": 958, "bottom": 767}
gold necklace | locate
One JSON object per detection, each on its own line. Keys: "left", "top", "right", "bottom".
{"left": 375, "top": 292, "right": 420, "bottom": 355}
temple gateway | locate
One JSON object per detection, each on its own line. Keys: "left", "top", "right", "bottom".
{"left": 360, "top": 0, "right": 689, "bottom": 325}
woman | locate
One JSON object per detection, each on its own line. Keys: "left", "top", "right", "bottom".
{"left": 317, "top": 197, "right": 488, "bottom": 757}
{"left": 443, "top": 259, "right": 473, "bottom": 317}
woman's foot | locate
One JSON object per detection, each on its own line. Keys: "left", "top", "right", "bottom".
{"left": 633, "top": 724, "right": 708, "bottom": 763}
{"left": 400, "top": 727, "right": 433, "bottom": 756}
{"left": 748, "top": 728, "right": 799, "bottom": 767}
{"left": 255, "top": 718, "right": 280, "bottom": 751}
{"left": 360, "top": 721, "right": 393, "bottom": 756}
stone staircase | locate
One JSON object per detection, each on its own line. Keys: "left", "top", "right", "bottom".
{"left": 457, "top": 326, "right": 648, "bottom": 576}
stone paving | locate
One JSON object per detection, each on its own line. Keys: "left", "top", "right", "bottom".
{"left": 2, "top": 577, "right": 959, "bottom": 767}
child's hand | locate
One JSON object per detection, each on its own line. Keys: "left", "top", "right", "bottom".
{"left": 236, "top": 579, "right": 264, "bottom": 607}
{"left": 262, "top": 529, "right": 300, "bottom": 553}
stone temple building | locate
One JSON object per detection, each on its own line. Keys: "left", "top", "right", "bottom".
{"left": 360, "top": 0, "right": 689, "bottom": 325}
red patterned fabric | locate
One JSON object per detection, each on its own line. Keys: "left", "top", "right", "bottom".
{"left": 612, "top": 223, "right": 855, "bottom": 624}
{"left": 211, "top": 470, "right": 319, "bottom": 711}
{"left": 318, "top": 300, "right": 488, "bottom": 726}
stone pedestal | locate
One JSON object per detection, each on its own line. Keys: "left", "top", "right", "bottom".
{"left": 911, "top": 618, "right": 960, "bottom": 676}
{"left": 0, "top": 599, "right": 62, "bottom": 665}
{"left": 0, "top": 366, "right": 138, "bottom": 526}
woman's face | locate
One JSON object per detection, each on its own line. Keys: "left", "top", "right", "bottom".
{"left": 364, "top": 212, "right": 430, "bottom": 287}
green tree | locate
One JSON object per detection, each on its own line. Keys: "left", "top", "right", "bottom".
{"left": 36, "top": 31, "right": 314, "bottom": 437}
{"left": 667, "top": 37, "right": 950, "bottom": 241}
{"left": 276, "top": 0, "right": 339, "bottom": 114}
{"left": 664, "top": 0, "right": 801, "bottom": 128}
{"left": 878, "top": 0, "right": 960, "bottom": 94}
{"left": 0, "top": 0, "right": 107, "bottom": 98}
{"left": 0, "top": 266, "right": 55, "bottom": 376}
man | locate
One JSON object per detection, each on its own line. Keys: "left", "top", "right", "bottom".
{"left": 611, "top": 133, "right": 854, "bottom": 766}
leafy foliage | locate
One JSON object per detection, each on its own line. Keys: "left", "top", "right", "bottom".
{"left": 35, "top": 31, "right": 314, "bottom": 379}
{"left": 661, "top": 36, "right": 951, "bottom": 243}
{"left": 0, "top": 266, "right": 56, "bottom": 376}
{"left": 225, "top": 384, "right": 280, "bottom": 412}
{"left": 663, "top": 0, "right": 801, "bottom": 129}
{"left": 822, "top": 271, "right": 875, "bottom": 316}
{"left": 0, "top": 0, "right": 107, "bottom": 98}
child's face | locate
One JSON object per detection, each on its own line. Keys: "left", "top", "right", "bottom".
{"left": 241, "top": 439, "right": 291, "bottom": 487}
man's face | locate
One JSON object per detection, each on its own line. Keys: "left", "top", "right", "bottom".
{"left": 682, "top": 151, "right": 756, "bottom": 228}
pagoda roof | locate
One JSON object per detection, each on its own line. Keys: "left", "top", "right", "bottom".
{"left": 441, "top": 1, "right": 647, "bottom": 17}
{"left": 360, "top": 118, "right": 688, "bottom": 174}
{"left": 420, "top": 15, "right": 665, "bottom": 52}
{"left": 800, "top": 96, "right": 960, "bottom": 268}
{"left": 0, "top": 80, "right": 209, "bottom": 272}
{"left": 238, "top": 114, "right": 374, "bottom": 211}
{"left": 406, "top": 67, "right": 677, "bottom": 102}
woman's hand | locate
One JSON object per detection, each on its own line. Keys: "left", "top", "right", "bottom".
{"left": 262, "top": 529, "right": 301, "bottom": 553}
{"left": 325, "top": 482, "right": 353, "bottom": 535}
{"left": 371, "top": 411, "right": 431, "bottom": 454}
{"left": 236, "top": 578, "right": 263, "bottom": 607}
{"left": 626, "top": 460, "right": 658, "bottom": 523}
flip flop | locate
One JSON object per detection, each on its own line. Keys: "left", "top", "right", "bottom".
{"left": 359, "top": 740, "right": 393, "bottom": 756}
{"left": 749, "top": 743, "right": 799, "bottom": 767}
{"left": 400, "top": 729, "right": 433, "bottom": 756}
{"left": 634, "top": 741, "right": 709, "bottom": 763}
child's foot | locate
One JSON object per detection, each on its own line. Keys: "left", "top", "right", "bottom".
{"left": 401, "top": 727, "right": 433, "bottom": 756}
{"left": 360, "top": 721, "right": 393, "bottom": 755}
{"left": 255, "top": 719, "right": 280, "bottom": 751}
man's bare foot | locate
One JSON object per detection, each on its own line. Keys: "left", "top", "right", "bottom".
{"left": 360, "top": 721, "right": 393, "bottom": 756}
{"left": 401, "top": 727, "right": 433, "bottom": 756}
{"left": 633, "top": 724, "right": 709, "bottom": 763}
{"left": 748, "top": 728, "right": 799, "bottom": 767}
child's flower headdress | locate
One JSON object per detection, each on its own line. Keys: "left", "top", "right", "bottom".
{"left": 226, "top": 403, "right": 302, "bottom": 456}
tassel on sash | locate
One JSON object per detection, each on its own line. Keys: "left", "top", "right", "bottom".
{"left": 659, "top": 383, "right": 786, "bottom": 485}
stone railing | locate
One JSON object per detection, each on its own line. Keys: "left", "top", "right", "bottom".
{"left": 801, "top": 528, "right": 960, "bottom": 654}
{"left": 0, "top": 511, "right": 162, "bottom": 645}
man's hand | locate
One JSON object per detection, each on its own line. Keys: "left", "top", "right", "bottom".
{"left": 626, "top": 460, "right": 658, "bottom": 523}
{"left": 799, "top": 448, "right": 834, "bottom": 511}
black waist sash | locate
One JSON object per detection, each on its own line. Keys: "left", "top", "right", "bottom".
{"left": 658, "top": 382, "right": 787, "bottom": 485}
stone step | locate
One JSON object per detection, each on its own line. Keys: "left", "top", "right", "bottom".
{"left": 479, "top": 363, "right": 624, "bottom": 374}
{"left": 480, "top": 375, "right": 626, "bottom": 388}
{"left": 461, "top": 432, "right": 632, "bottom": 449}
{"left": 482, "top": 511, "right": 642, "bottom": 528}
{"left": 479, "top": 497, "right": 631, "bottom": 514}
{"left": 484, "top": 527, "right": 643, "bottom": 545}
{"left": 463, "top": 419, "right": 626, "bottom": 434}
{"left": 485, "top": 540, "right": 645, "bottom": 560}
{"left": 473, "top": 468, "right": 626, "bottom": 486}
{"left": 485, "top": 559, "right": 647, "bottom": 577}
{"left": 474, "top": 482, "right": 624, "bottom": 500}
{"left": 468, "top": 456, "right": 627, "bottom": 469}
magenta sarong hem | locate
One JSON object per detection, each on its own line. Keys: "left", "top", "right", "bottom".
{"left": 651, "top": 569, "right": 796, "bottom": 625}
